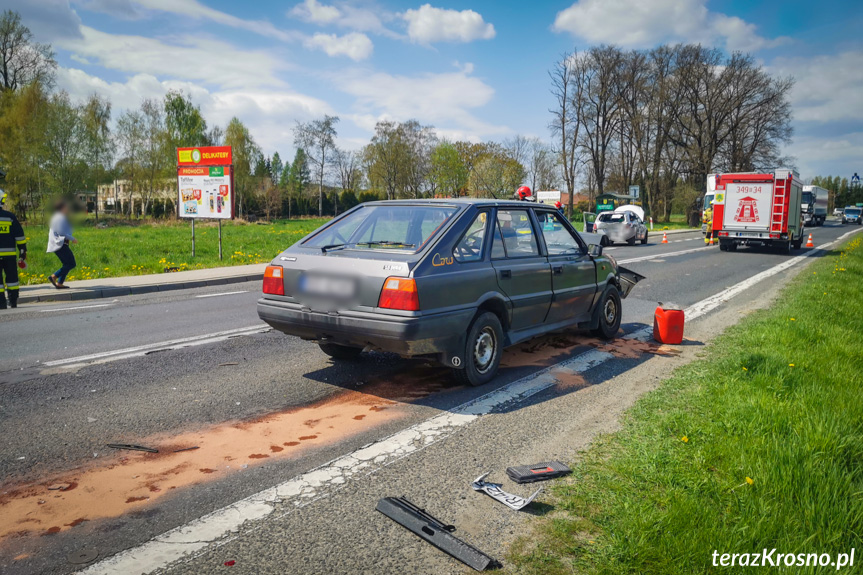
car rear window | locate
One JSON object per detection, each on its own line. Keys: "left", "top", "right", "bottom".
{"left": 303, "top": 205, "right": 458, "bottom": 252}
{"left": 598, "top": 213, "right": 625, "bottom": 223}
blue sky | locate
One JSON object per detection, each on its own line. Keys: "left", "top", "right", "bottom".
{"left": 9, "top": 0, "right": 863, "bottom": 180}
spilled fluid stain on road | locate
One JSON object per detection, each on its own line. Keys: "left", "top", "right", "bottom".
{"left": 0, "top": 367, "right": 462, "bottom": 543}
{"left": 0, "top": 330, "right": 674, "bottom": 549}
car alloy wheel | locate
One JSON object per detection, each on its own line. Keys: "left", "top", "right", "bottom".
{"left": 604, "top": 297, "right": 617, "bottom": 326}
{"left": 473, "top": 327, "right": 497, "bottom": 374}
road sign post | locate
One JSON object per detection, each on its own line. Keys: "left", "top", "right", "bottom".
{"left": 176, "top": 146, "right": 235, "bottom": 259}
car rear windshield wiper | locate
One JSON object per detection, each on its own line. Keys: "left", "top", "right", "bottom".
{"left": 320, "top": 243, "right": 348, "bottom": 252}
{"left": 354, "top": 241, "right": 416, "bottom": 248}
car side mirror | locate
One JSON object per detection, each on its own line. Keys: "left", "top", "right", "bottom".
{"left": 588, "top": 243, "right": 603, "bottom": 257}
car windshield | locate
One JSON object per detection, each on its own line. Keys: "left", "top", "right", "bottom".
{"left": 303, "top": 204, "right": 458, "bottom": 251}
{"left": 802, "top": 192, "right": 813, "bottom": 204}
{"left": 703, "top": 194, "right": 715, "bottom": 210}
{"left": 598, "top": 213, "right": 626, "bottom": 223}
{"left": 846, "top": 209, "right": 861, "bottom": 216}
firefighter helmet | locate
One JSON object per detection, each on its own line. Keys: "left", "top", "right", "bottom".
{"left": 516, "top": 186, "right": 532, "bottom": 201}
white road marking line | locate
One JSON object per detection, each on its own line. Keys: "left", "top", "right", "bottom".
{"left": 78, "top": 227, "right": 863, "bottom": 575}
{"left": 619, "top": 246, "right": 711, "bottom": 264}
{"left": 195, "top": 290, "right": 248, "bottom": 299}
{"left": 44, "top": 325, "right": 271, "bottom": 369}
{"left": 39, "top": 303, "right": 115, "bottom": 313}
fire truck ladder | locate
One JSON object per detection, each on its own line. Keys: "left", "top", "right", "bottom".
{"left": 770, "top": 177, "right": 788, "bottom": 233}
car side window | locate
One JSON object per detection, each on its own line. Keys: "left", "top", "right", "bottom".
{"left": 496, "top": 209, "right": 539, "bottom": 258}
{"left": 491, "top": 222, "right": 506, "bottom": 259}
{"left": 536, "top": 211, "right": 582, "bottom": 255}
{"left": 453, "top": 211, "right": 488, "bottom": 262}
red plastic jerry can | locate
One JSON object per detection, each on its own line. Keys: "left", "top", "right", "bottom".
{"left": 653, "top": 304, "right": 685, "bottom": 345}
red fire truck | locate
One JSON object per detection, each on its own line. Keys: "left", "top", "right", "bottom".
{"left": 710, "top": 168, "right": 805, "bottom": 253}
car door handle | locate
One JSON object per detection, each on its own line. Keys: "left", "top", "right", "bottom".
{"left": 499, "top": 269, "right": 512, "bottom": 279}
{"left": 552, "top": 265, "right": 563, "bottom": 275}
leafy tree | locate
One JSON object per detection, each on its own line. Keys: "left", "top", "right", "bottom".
{"left": 271, "top": 151, "right": 283, "bottom": 189}
{"left": 224, "top": 117, "right": 260, "bottom": 218}
{"left": 283, "top": 148, "right": 310, "bottom": 218}
{"left": 430, "top": 142, "right": 467, "bottom": 197}
{"left": 164, "top": 90, "right": 208, "bottom": 150}
{"left": 0, "top": 10, "right": 56, "bottom": 91}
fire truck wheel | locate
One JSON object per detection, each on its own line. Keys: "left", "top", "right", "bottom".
{"left": 719, "top": 242, "right": 728, "bottom": 251}
{"left": 792, "top": 237, "right": 803, "bottom": 250}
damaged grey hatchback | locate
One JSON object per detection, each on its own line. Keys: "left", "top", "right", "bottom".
{"left": 258, "top": 199, "right": 644, "bottom": 386}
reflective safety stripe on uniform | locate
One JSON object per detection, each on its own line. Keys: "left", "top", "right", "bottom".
{"left": 16, "top": 236, "right": 25, "bottom": 244}
{"left": 0, "top": 251, "right": 16, "bottom": 257}
{"left": 5, "top": 282, "right": 19, "bottom": 290}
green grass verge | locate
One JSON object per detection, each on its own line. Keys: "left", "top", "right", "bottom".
{"left": 509, "top": 235, "right": 863, "bottom": 574}
{"left": 18, "top": 218, "right": 328, "bottom": 285}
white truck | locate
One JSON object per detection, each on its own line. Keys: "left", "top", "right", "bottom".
{"left": 711, "top": 168, "right": 805, "bottom": 253}
{"left": 801, "top": 185, "right": 828, "bottom": 226}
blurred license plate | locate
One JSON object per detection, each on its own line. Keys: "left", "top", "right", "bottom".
{"left": 299, "top": 275, "right": 356, "bottom": 298}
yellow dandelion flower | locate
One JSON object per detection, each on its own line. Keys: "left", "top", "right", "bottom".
{"left": 789, "top": 363, "right": 795, "bottom": 367}
{"left": 742, "top": 367, "right": 748, "bottom": 371}
{"left": 745, "top": 477, "right": 754, "bottom": 485}
{"left": 681, "top": 436, "right": 689, "bottom": 443}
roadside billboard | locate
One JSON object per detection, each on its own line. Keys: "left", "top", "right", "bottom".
{"left": 535, "top": 190, "right": 562, "bottom": 205}
{"left": 176, "top": 147, "right": 234, "bottom": 220}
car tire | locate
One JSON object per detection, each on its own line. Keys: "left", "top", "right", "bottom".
{"left": 453, "top": 311, "right": 503, "bottom": 387}
{"left": 627, "top": 235, "right": 636, "bottom": 245}
{"left": 641, "top": 231, "right": 648, "bottom": 245}
{"left": 318, "top": 342, "right": 363, "bottom": 360}
{"left": 591, "top": 284, "right": 622, "bottom": 340}
{"left": 600, "top": 235, "right": 610, "bottom": 247}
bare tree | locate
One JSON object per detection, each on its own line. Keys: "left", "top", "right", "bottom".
{"left": 294, "top": 115, "right": 339, "bottom": 215}
{"left": 579, "top": 46, "right": 625, "bottom": 198}
{"left": 0, "top": 10, "right": 56, "bottom": 91}
{"left": 334, "top": 148, "right": 362, "bottom": 196}
{"left": 549, "top": 51, "right": 586, "bottom": 216}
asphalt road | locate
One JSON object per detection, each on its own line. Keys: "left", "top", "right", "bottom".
{"left": 0, "top": 222, "right": 856, "bottom": 575}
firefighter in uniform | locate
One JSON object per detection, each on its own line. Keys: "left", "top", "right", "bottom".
{"left": 703, "top": 201, "right": 714, "bottom": 245}
{"left": 0, "top": 190, "right": 27, "bottom": 309}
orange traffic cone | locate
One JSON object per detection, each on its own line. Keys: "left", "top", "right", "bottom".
{"left": 709, "top": 234, "right": 716, "bottom": 246}
{"left": 805, "top": 233, "right": 814, "bottom": 248}
{"left": 661, "top": 232, "right": 669, "bottom": 244}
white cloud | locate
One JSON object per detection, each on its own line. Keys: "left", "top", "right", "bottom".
{"left": 305, "top": 32, "right": 373, "bottom": 61}
{"left": 291, "top": 0, "right": 341, "bottom": 24}
{"left": 129, "top": 0, "right": 297, "bottom": 41}
{"left": 334, "top": 64, "right": 508, "bottom": 140}
{"left": 553, "top": 0, "right": 785, "bottom": 52}
{"left": 56, "top": 67, "right": 333, "bottom": 154}
{"left": 289, "top": 0, "right": 398, "bottom": 38}
{"left": 57, "top": 26, "right": 286, "bottom": 89}
{"left": 402, "top": 4, "right": 495, "bottom": 44}
{"left": 771, "top": 51, "right": 863, "bottom": 123}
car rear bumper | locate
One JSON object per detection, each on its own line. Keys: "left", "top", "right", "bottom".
{"left": 257, "top": 298, "right": 473, "bottom": 362}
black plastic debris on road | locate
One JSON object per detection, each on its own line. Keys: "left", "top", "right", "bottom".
{"left": 506, "top": 461, "right": 571, "bottom": 484}
{"left": 376, "top": 496, "right": 499, "bottom": 571}
{"left": 106, "top": 443, "right": 159, "bottom": 453}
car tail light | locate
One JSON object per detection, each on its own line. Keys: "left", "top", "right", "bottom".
{"left": 378, "top": 277, "right": 419, "bottom": 311}
{"left": 263, "top": 265, "right": 285, "bottom": 295}
{"left": 718, "top": 232, "right": 728, "bottom": 237}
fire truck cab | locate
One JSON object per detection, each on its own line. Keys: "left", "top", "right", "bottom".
{"left": 711, "top": 169, "right": 805, "bottom": 254}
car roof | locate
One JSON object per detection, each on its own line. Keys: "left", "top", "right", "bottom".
{"left": 362, "top": 198, "right": 558, "bottom": 209}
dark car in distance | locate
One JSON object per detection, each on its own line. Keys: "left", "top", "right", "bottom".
{"left": 258, "top": 199, "right": 644, "bottom": 386}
